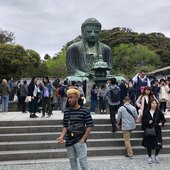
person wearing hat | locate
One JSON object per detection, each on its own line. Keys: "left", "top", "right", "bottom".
{"left": 57, "top": 88, "right": 94, "bottom": 170}
{"left": 117, "top": 96, "right": 138, "bottom": 158}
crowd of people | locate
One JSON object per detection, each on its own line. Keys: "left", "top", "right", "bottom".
{"left": 0, "top": 70, "right": 170, "bottom": 168}
{"left": 0, "top": 77, "right": 86, "bottom": 117}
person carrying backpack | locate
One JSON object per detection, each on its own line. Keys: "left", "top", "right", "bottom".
{"left": 104, "top": 78, "right": 121, "bottom": 132}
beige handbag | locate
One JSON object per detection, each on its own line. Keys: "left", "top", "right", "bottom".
{"left": 25, "top": 96, "right": 32, "bottom": 103}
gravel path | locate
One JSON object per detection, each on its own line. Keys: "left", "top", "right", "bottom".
{"left": 0, "top": 155, "right": 170, "bottom": 170}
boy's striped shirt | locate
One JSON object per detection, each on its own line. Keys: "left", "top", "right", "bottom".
{"left": 63, "top": 107, "right": 94, "bottom": 147}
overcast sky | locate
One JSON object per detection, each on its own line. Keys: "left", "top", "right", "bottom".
{"left": 0, "top": 0, "right": 170, "bottom": 58}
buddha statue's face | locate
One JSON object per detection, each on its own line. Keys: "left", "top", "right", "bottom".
{"left": 82, "top": 25, "right": 100, "bottom": 43}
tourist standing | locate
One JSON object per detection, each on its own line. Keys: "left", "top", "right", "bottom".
{"left": 159, "top": 79, "right": 169, "bottom": 113}
{"left": 16, "top": 83, "right": 21, "bottom": 111}
{"left": 119, "top": 80, "right": 127, "bottom": 106}
{"left": 117, "top": 97, "right": 138, "bottom": 158}
{"left": 59, "top": 80, "right": 68, "bottom": 113}
{"left": 8, "top": 77, "right": 14, "bottom": 101}
{"left": 141, "top": 99, "right": 166, "bottom": 164}
{"left": 104, "top": 78, "right": 121, "bottom": 132}
{"left": 136, "top": 86, "right": 157, "bottom": 123}
{"left": 98, "top": 84, "right": 107, "bottom": 113}
{"left": 90, "top": 84, "right": 98, "bottom": 114}
{"left": 57, "top": 88, "right": 94, "bottom": 170}
{"left": 28, "top": 77, "right": 38, "bottom": 118}
{"left": 132, "top": 70, "right": 150, "bottom": 98}
{"left": 0, "top": 79, "right": 11, "bottom": 112}
{"left": 20, "top": 80, "right": 28, "bottom": 113}
{"left": 127, "top": 80, "right": 136, "bottom": 106}
{"left": 41, "top": 77, "right": 53, "bottom": 118}
{"left": 151, "top": 79, "right": 160, "bottom": 100}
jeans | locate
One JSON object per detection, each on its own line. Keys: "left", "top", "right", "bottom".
{"left": 90, "top": 98, "right": 97, "bottom": 112}
{"left": 60, "top": 96, "right": 67, "bottom": 112}
{"left": 99, "top": 96, "right": 106, "bottom": 111}
{"left": 67, "top": 142, "right": 88, "bottom": 170}
{"left": 1, "top": 95, "right": 9, "bottom": 112}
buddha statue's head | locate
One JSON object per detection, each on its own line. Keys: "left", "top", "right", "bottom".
{"left": 81, "top": 18, "right": 101, "bottom": 43}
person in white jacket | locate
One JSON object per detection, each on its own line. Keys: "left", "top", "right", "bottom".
{"left": 159, "top": 79, "right": 170, "bottom": 113}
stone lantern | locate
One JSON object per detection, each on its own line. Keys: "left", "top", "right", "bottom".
{"left": 91, "top": 55, "right": 111, "bottom": 84}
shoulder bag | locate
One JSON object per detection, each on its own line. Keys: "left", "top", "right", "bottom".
{"left": 123, "top": 106, "right": 136, "bottom": 120}
{"left": 67, "top": 109, "right": 86, "bottom": 139}
{"left": 144, "top": 127, "right": 156, "bottom": 137}
{"left": 144, "top": 111, "right": 158, "bottom": 137}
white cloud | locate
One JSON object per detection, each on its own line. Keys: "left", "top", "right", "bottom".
{"left": 0, "top": 0, "right": 170, "bottom": 58}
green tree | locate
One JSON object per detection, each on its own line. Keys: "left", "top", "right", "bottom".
{"left": 24, "top": 49, "right": 42, "bottom": 77}
{"left": 0, "top": 29, "right": 15, "bottom": 44}
{"left": 0, "top": 44, "right": 28, "bottom": 80}
{"left": 45, "top": 49, "right": 67, "bottom": 78}
{"left": 113, "top": 44, "right": 161, "bottom": 77}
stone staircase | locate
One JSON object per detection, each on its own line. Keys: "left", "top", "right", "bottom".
{"left": 0, "top": 118, "right": 170, "bottom": 162}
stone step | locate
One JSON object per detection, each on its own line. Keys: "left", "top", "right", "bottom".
{"left": 0, "top": 119, "right": 111, "bottom": 126}
{"left": 0, "top": 123, "right": 169, "bottom": 134}
{"left": 0, "top": 130, "right": 169, "bottom": 142}
{"left": 1, "top": 137, "right": 170, "bottom": 151}
{"left": 0, "top": 117, "right": 170, "bottom": 126}
{"left": 0, "top": 145, "right": 170, "bottom": 161}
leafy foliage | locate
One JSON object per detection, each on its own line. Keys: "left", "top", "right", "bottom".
{"left": 0, "top": 29, "right": 15, "bottom": 44}
{"left": 0, "top": 29, "right": 43, "bottom": 80}
{"left": 45, "top": 49, "right": 67, "bottom": 77}
{"left": 112, "top": 44, "right": 160, "bottom": 77}
{"left": 100, "top": 27, "right": 170, "bottom": 67}
{"left": 0, "top": 44, "right": 28, "bottom": 80}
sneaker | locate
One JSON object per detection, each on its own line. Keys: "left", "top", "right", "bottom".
{"left": 129, "top": 155, "right": 133, "bottom": 159}
{"left": 34, "top": 114, "right": 38, "bottom": 118}
{"left": 125, "top": 154, "right": 133, "bottom": 159}
{"left": 30, "top": 114, "right": 34, "bottom": 118}
{"left": 90, "top": 112, "right": 95, "bottom": 115}
{"left": 155, "top": 155, "right": 160, "bottom": 163}
{"left": 147, "top": 157, "right": 152, "bottom": 164}
{"left": 30, "top": 114, "right": 38, "bottom": 118}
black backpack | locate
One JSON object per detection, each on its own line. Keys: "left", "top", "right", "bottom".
{"left": 59, "top": 85, "right": 66, "bottom": 97}
{"left": 110, "top": 86, "right": 120, "bottom": 103}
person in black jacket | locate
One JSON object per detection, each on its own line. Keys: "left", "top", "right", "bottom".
{"left": 141, "top": 98, "right": 166, "bottom": 164}
{"left": 20, "top": 80, "right": 28, "bottom": 113}
{"left": 28, "top": 77, "right": 38, "bottom": 118}
{"left": 90, "top": 84, "right": 98, "bottom": 114}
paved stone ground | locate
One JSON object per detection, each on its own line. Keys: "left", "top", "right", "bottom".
{"left": 0, "top": 155, "right": 170, "bottom": 170}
